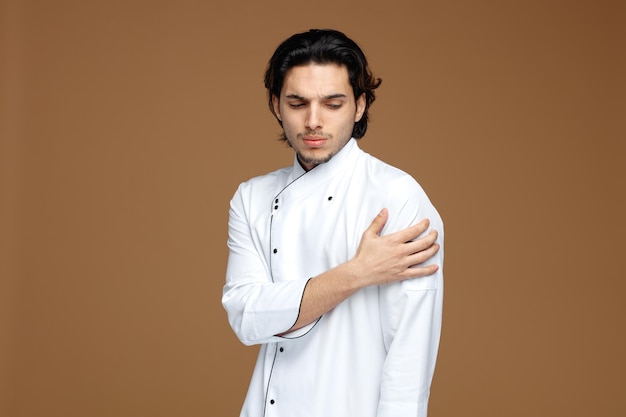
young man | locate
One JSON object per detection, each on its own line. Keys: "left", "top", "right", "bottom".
{"left": 223, "top": 29, "right": 444, "bottom": 417}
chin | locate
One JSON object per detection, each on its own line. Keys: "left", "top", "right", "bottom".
{"left": 297, "top": 151, "right": 332, "bottom": 168}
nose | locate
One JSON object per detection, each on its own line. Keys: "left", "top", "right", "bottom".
{"left": 305, "top": 104, "right": 322, "bottom": 131}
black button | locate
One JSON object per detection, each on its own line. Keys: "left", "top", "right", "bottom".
{"left": 273, "top": 248, "right": 278, "bottom": 254}
{"left": 275, "top": 198, "right": 279, "bottom": 203}
{"left": 279, "top": 347, "right": 284, "bottom": 352}
{"left": 270, "top": 399, "right": 275, "bottom": 404}
{"left": 274, "top": 205, "right": 279, "bottom": 209}
{"left": 328, "top": 196, "right": 333, "bottom": 201}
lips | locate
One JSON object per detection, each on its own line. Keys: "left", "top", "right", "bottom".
{"left": 302, "top": 136, "right": 327, "bottom": 148}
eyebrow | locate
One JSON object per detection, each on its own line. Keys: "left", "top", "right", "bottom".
{"left": 285, "top": 93, "right": 348, "bottom": 100}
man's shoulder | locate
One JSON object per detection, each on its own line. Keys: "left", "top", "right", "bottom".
{"left": 235, "top": 165, "right": 293, "bottom": 196}
{"left": 359, "top": 150, "right": 439, "bottom": 219}
{"left": 360, "top": 151, "right": 421, "bottom": 191}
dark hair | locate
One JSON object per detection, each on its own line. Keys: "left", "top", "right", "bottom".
{"left": 264, "top": 29, "right": 382, "bottom": 140}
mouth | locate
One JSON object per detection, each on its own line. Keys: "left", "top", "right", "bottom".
{"left": 302, "top": 135, "right": 327, "bottom": 148}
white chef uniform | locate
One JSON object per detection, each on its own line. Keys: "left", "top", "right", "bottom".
{"left": 223, "top": 138, "right": 444, "bottom": 417}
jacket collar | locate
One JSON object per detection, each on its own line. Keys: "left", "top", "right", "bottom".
{"left": 290, "top": 138, "right": 359, "bottom": 180}
{"left": 280, "top": 138, "right": 362, "bottom": 200}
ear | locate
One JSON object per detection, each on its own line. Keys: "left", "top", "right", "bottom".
{"left": 272, "top": 95, "right": 281, "bottom": 121}
{"left": 355, "top": 93, "right": 366, "bottom": 122}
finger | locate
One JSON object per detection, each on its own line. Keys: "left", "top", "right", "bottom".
{"left": 404, "top": 230, "right": 438, "bottom": 254}
{"left": 401, "top": 263, "right": 439, "bottom": 279}
{"left": 364, "top": 208, "right": 389, "bottom": 237}
{"left": 389, "top": 218, "right": 430, "bottom": 243}
{"left": 406, "top": 243, "right": 440, "bottom": 267}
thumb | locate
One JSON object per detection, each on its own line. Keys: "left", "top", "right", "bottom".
{"left": 366, "top": 208, "right": 388, "bottom": 236}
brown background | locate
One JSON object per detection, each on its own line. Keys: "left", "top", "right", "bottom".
{"left": 1, "top": 0, "right": 624, "bottom": 416}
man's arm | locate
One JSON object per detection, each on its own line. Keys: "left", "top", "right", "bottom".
{"left": 279, "top": 208, "right": 439, "bottom": 334}
{"left": 375, "top": 185, "right": 444, "bottom": 417}
{"left": 223, "top": 186, "right": 440, "bottom": 344}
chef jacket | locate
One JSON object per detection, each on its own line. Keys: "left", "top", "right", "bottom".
{"left": 223, "top": 138, "right": 444, "bottom": 417}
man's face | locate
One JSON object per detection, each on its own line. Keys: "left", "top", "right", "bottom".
{"left": 272, "top": 63, "right": 366, "bottom": 171}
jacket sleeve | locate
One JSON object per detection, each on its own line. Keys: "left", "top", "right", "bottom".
{"left": 222, "top": 184, "right": 310, "bottom": 346}
{"left": 377, "top": 178, "right": 444, "bottom": 417}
